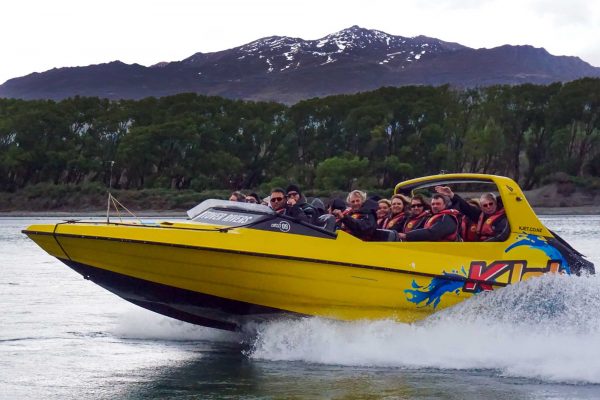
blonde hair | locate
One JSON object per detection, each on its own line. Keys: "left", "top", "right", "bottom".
{"left": 378, "top": 199, "right": 391, "bottom": 207}
{"left": 391, "top": 194, "right": 410, "bottom": 206}
{"left": 347, "top": 190, "right": 367, "bottom": 204}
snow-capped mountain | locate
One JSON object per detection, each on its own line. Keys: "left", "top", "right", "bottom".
{"left": 1, "top": 26, "right": 599, "bottom": 103}
{"left": 181, "top": 26, "right": 465, "bottom": 73}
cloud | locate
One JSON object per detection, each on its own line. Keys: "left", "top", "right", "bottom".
{"left": 529, "top": 0, "right": 596, "bottom": 26}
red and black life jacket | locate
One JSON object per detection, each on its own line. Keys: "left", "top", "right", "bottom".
{"left": 377, "top": 217, "right": 388, "bottom": 229}
{"left": 423, "top": 209, "right": 461, "bottom": 242}
{"left": 385, "top": 212, "right": 406, "bottom": 230}
{"left": 403, "top": 211, "right": 430, "bottom": 233}
{"left": 461, "top": 218, "right": 478, "bottom": 242}
{"left": 477, "top": 209, "right": 506, "bottom": 241}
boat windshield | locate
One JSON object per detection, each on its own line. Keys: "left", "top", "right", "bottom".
{"left": 187, "top": 199, "right": 275, "bottom": 227}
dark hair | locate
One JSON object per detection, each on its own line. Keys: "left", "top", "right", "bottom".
{"left": 230, "top": 191, "right": 246, "bottom": 202}
{"left": 247, "top": 192, "right": 261, "bottom": 203}
{"left": 411, "top": 194, "right": 431, "bottom": 211}
{"left": 271, "top": 187, "right": 286, "bottom": 195}
{"left": 431, "top": 193, "right": 451, "bottom": 207}
{"left": 329, "top": 198, "right": 346, "bottom": 212}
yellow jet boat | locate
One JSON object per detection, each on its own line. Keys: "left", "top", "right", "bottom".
{"left": 23, "top": 174, "right": 594, "bottom": 331}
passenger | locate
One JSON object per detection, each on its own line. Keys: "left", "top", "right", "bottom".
{"left": 385, "top": 194, "right": 410, "bottom": 231}
{"left": 461, "top": 198, "right": 480, "bottom": 241}
{"left": 398, "top": 194, "right": 459, "bottom": 242}
{"left": 229, "top": 191, "right": 246, "bottom": 202}
{"left": 269, "top": 187, "right": 308, "bottom": 222}
{"left": 245, "top": 192, "right": 261, "bottom": 204}
{"left": 286, "top": 184, "right": 319, "bottom": 223}
{"left": 328, "top": 198, "right": 348, "bottom": 228}
{"left": 376, "top": 199, "right": 392, "bottom": 229}
{"left": 402, "top": 194, "right": 431, "bottom": 233}
{"left": 331, "top": 190, "right": 377, "bottom": 240}
{"left": 435, "top": 186, "right": 509, "bottom": 242}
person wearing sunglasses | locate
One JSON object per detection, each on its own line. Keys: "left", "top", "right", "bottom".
{"left": 269, "top": 187, "right": 309, "bottom": 222}
{"left": 435, "top": 186, "right": 509, "bottom": 242}
{"left": 401, "top": 194, "right": 431, "bottom": 234}
{"left": 398, "top": 194, "right": 460, "bottom": 242}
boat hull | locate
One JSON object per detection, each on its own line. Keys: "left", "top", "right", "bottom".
{"left": 23, "top": 218, "right": 572, "bottom": 330}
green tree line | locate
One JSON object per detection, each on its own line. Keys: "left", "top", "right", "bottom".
{"left": 1, "top": 79, "right": 599, "bottom": 196}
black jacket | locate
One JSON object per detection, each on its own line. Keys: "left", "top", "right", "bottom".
{"left": 340, "top": 199, "right": 378, "bottom": 240}
{"left": 297, "top": 201, "right": 320, "bottom": 224}
{"left": 282, "top": 204, "right": 309, "bottom": 222}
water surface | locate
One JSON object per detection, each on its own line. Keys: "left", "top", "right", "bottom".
{"left": 2, "top": 216, "right": 600, "bottom": 399}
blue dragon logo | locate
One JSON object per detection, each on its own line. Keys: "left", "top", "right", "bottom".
{"left": 404, "top": 268, "right": 467, "bottom": 308}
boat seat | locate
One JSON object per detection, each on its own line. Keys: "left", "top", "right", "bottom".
{"left": 372, "top": 229, "right": 399, "bottom": 242}
{"left": 316, "top": 214, "right": 337, "bottom": 232}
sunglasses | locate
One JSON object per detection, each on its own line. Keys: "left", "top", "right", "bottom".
{"left": 246, "top": 199, "right": 257, "bottom": 204}
{"left": 270, "top": 197, "right": 284, "bottom": 202}
{"left": 411, "top": 204, "right": 423, "bottom": 208}
{"left": 481, "top": 202, "right": 495, "bottom": 208}
{"left": 286, "top": 192, "right": 299, "bottom": 197}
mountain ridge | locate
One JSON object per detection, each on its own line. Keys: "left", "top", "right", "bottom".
{"left": 1, "top": 25, "right": 599, "bottom": 103}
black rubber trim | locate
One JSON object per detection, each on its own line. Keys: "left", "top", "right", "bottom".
{"left": 61, "top": 258, "right": 296, "bottom": 331}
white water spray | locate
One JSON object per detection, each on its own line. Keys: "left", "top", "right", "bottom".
{"left": 248, "top": 274, "right": 600, "bottom": 384}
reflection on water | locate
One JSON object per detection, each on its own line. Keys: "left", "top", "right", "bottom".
{"left": 2, "top": 216, "right": 600, "bottom": 399}
{"left": 119, "top": 350, "right": 600, "bottom": 400}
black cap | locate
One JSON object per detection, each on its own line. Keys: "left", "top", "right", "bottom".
{"left": 286, "top": 184, "right": 301, "bottom": 195}
{"left": 330, "top": 198, "right": 346, "bottom": 212}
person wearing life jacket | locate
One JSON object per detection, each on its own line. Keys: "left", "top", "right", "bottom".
{"left": 385, "top": 194, "right": 410, "bottom": 231}
{"left": 435, "top": 186, "right": 509, "bottom": 242}
{"left": 458, "top": 198, "right": 479, "bottom": 241}
{"left": 402, "top": 194, "right": 431, "bottom": 234}
{"left": 331, "top": 190, "right": 377, "bottom": 240}
{"left": 376, "top": 199, "right": 392, "bottom": 229}
{"left": 398, "top": 194, "right": 459, "bottom": 242}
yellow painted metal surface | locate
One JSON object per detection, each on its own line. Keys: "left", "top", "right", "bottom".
{"left": 23, "top": 207, "right": 560, "bottom": 324}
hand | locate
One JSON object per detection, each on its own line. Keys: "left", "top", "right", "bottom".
{"left": 434, "top": 185, "right": 454, "bottom": 198}
{"left": 398, "top": 232, "right": 407, "bottom": 240}
{"left": 287, "top": 197, "right": 297, "bottom": 206}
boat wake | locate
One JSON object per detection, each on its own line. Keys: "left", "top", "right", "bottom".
{"left": 247, "top": 274, "right": 600, "bottom": 384}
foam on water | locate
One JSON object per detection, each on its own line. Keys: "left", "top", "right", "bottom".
{"left": 248, "top": 274, "right": 600, "bottom": 384}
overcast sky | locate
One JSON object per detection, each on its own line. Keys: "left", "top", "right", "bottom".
{"left": 2, "top": 0, "right": 599, "bottom": 84}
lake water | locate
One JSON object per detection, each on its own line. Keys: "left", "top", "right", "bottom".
{"left": 2, "top": 216, "right": 600, "bottom": 399}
